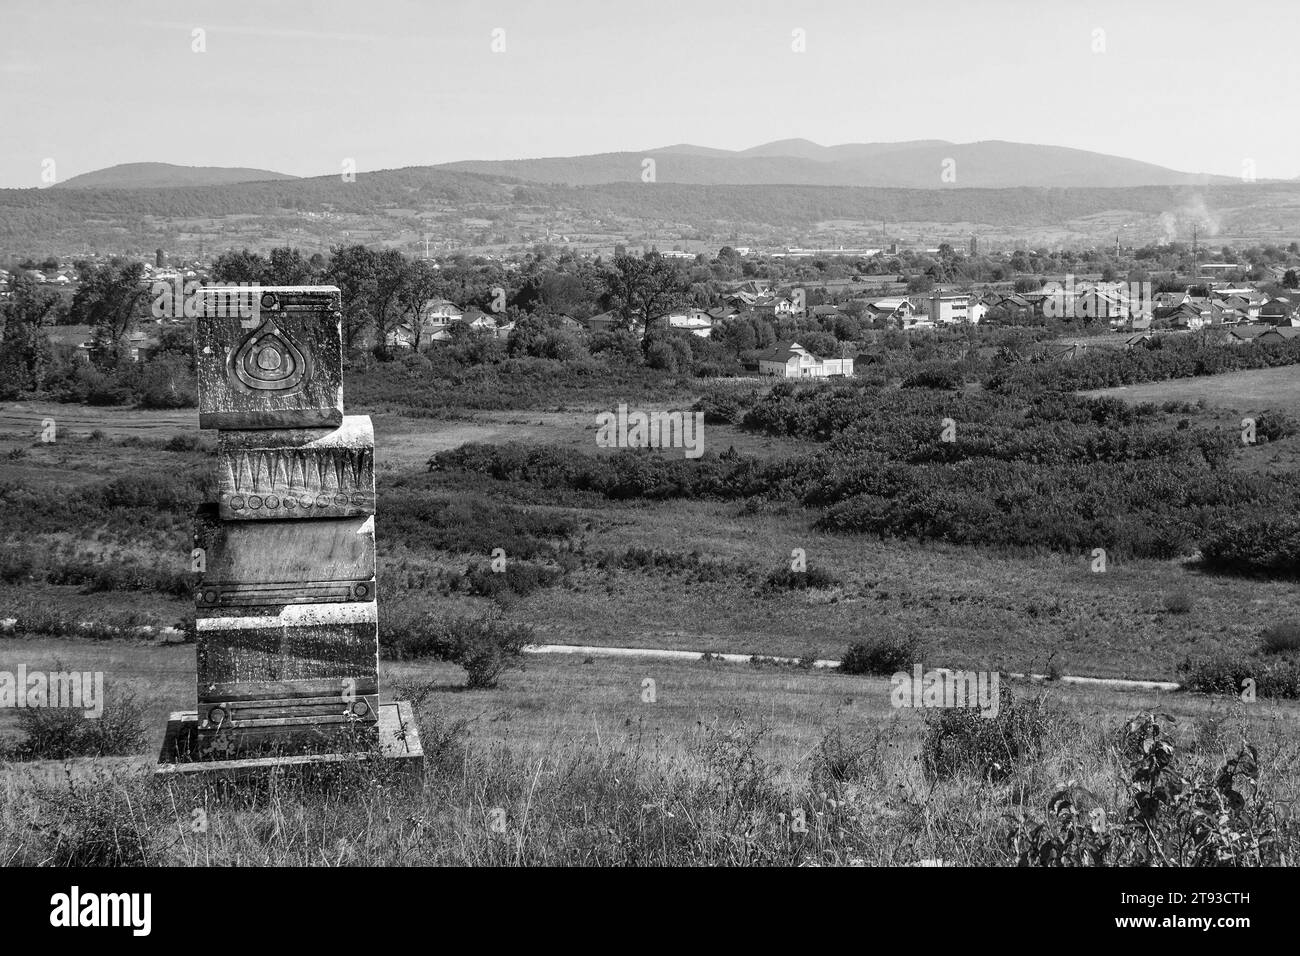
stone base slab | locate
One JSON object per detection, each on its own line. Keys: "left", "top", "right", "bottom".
{"left": 155, "top": 700, "right": 423, "bottom": 776}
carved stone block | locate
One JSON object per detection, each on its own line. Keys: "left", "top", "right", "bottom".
{"left": 217, "top": 415, "right": 375, "bottom": 520}
{"left": 194, "top": 601, "right": 380, "bottom": 754}
{"left": 196, "top": 286, "right": 344, "bottom": 430}
{"left": 196, "top": 602, "right": 378, "bottom": 699}
{"left": 195, "top": 508, "right": 375, "bottom": 608}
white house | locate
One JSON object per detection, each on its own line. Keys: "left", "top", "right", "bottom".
{"left": 756, "top": 341, "right": 854, "bottom": 378}
{"left": 386, "top": 297, "right": 467, "bottom": 349}
{"left": 658, "top": 308, "right": 715, "bottom": 338}
{"left": 926, "top": 292, "right": 976, "bottom": 325}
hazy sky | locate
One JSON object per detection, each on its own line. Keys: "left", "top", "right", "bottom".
{"left": 2, "top": 0, "right": 1297, "bottom": 188}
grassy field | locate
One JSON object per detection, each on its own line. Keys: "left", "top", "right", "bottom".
{"left": 1083, "top": 363, "right": 1300, "bottom": 412}
{"left": 2, "top": 362, "right": 1299, "bottom": 867}
{"left": 5, "top": 633, "right": 1299, "bottom": 764}
{"left": 3, "top": 634, "right": 1298, "bottom": 866}
{"left": 3, "top": 388, "right": 1298, "bottom": 681}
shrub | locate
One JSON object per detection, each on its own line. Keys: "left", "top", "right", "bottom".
{"left": 0, "top": 546, "right": 34, "bottom": 584}
{"left": 164, "top": 432, "right": 201, "bottom": 452}
{"left": 461, "top": 560, "right": 561, "bottom": 599}
{"left": 1262, "top": 622, "right": 1300, "bottom": 655}
{"left": 809, "top": 726, "right": 876, "bottom": 784}
{"left": 1202, "top": 517, "right": 1300, "bottom": 578}
{"left": 381, "top": 609, "right": 532, "bottom": 688}
{"left": 1162, "top": 589, "right": 1194, "bottom": 614}
{"left": 693, "top": 383, "right": 759, "bottom": 425}
{"left": 921, "top": 685, "right": 1053, "bottom": 782}
{"left": 838, "top": 633, "right": 921, "bottom": 676}
{"left": 763, "top": 564, "right": 840, "bottom": 591}
{"left": 451, "top": 615, "right": 533, "bottom": 689}
{"left": 901, "top": 362, "right": 965, "bottom": 390}
{"left": 1255, "top": 408, "right": 1300, "bottom": 443}
{"left": 31, "top": 777, "right": 158, "bottom": 866}
{"left": 1011, "top": 713, "right": 1292, "bottom": 866}
{"left": 2, "top": 690, "right": 147, "bottom": 760}
{"left": 1178, "top": 651, "right": 1300, "bottom": 699}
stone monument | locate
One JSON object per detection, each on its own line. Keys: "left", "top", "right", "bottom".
{"left": 157, "top": 286, "right": 422, "bottom": 773}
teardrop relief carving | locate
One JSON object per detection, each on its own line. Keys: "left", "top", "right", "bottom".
{"left": 228, "top": 319, "right": 311, "bottom": 394}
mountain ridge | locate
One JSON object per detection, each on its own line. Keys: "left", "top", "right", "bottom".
{"left": 437, "top": 138, "right": 1235, "bottom": 189}
{"left": 57, "top": 162, "right": 298, "bottom": 189}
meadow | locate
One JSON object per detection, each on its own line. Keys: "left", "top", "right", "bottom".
{"left": 2, "top": 351, "right": 1299, "bottom": 866}
{"left": 4, "top": 642, "right": 1299, "bottom": 866}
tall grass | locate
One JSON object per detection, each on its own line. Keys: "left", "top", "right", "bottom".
{"left": 3, "top": 698, "right": 1296, "bottom": 866}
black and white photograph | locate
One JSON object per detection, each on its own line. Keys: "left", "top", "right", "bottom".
{"left": 0, "top": 0, "right": 1294, "bottom": 934}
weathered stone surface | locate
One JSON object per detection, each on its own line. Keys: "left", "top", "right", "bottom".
{"left": 156, "top": 702, "right": 423, "bottom": 773}
{"left": 196, "top": 286, "right": 344, "bottom": 430}
{"left": 193, "top": 601, "right": 380, "bottom": 754}
{"left": 195, "top": 601, "right": 379, "bottom": 701}
{"left": 194, "top": 508, "right": 375, "bottom": 607}
{"left": 216, "top": 415, "right": 375, "bottom": 520}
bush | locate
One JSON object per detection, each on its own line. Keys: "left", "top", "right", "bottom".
{"left": 1162, "top": 589, "right": 1194, "bottom": 614}
{"left": 1202, "top": 517, "right": 1300, "bottom": 578}
{"left": 839, "top": 633, "right": 921, "bottom": 676}
{"left": 1010, "top": 713, "right": 1291, "bottom": 866}
{"left": 32, "top": 777, "right": 158, "bottom": 866}
{"left": 809, "top": 726, "right": 876, "bottom": 784}
{"left": 901, "top": 361, "right": 965, "bottom": 390}
{"left": 450, "top": 615, "right": 534, "bottom": 688}
{"left": 1179, "top": 651, "right": 1300, "bottom": 699}
{"left": 461, "top": 560, "right": 561, "bottom": 599}
{"left": 1255, "top": 408, "right": 1300, "bottom": 443}
{"left": 381, "top": 609, "right": 532, "bottom": 688}
{"left": 2, "top": 689, "right": 147, "bottom": 760}
{"left": 763, "top": 565, "right": 840, "bottom": 591}
{"left": 1262, "top": 622, "right": 1300, "bottom": 655}
{"left": 921, "top": 685, "right": 1053, "bottom": 782}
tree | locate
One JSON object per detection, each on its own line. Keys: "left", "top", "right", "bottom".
{"left": 1283, "top": 270, "right": 1299, "bottom": 290}
{"left": 0, "top": 272, "right": 60, "bottom": 396}
{"left": 325, "top": 245, "right": 379, "bottom": 349}
{"left": 395, "top": 259, "right": 444, "bottom": 353}
{"left": 211, "top": 249, "right": 268, "bottom": 284}
{"left": 264, "top": 247, "right": 319, "bottom": 285}
{"left": 353, "top": 248, "right": 411, "bottom": 359}
{"left": 601, "top": 253, "right": 689, "bottom": 346}
{"left": 70, "top": 259, "right": 149, "bottom": 369}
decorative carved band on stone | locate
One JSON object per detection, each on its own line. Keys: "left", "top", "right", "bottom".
{"left": 217, "top": 416, "right": 375, "bottom": 521}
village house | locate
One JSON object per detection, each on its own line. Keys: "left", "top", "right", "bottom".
{"left": 925, "top": 292, "right": 977, "bottom": 325}
{"left": 582, "top": 310, "right": 644, "bottom": 337}
{"left": 866, "top": 297, "right": 916, "bottom": 324}
{"left": 750, "top": 294, "right": 798, "bottom": 318}
{"left": 44, "top": 325, "right": 159, "bottom": 362}
{"left": 655, "top": 308, "right": 715, "bottom": 338}
{"left": 1153, "top": 291, "right": 1190, "bottom": 309}
{"left": 755, "top": 340, "right": 854, "bottom": 378}
{"left": 1261, "top": 297, "right": 1299, "bottom": 326}
{"left": 1224, "top": 324, "right": 1270, "bottom": 345}
{"left": 1257, "top": 326, "right": 1300, "bottom": 346}
{"left": 384, "top": 297, "right": 464, "bottom": 349}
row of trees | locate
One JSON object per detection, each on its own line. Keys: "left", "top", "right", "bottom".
{"left": 211, "top": 245, "right": 701, "bottom": 353}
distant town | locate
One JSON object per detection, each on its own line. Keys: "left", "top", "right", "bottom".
{"left": 2, "top": 237, "right": 1297, "bottom": 391}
